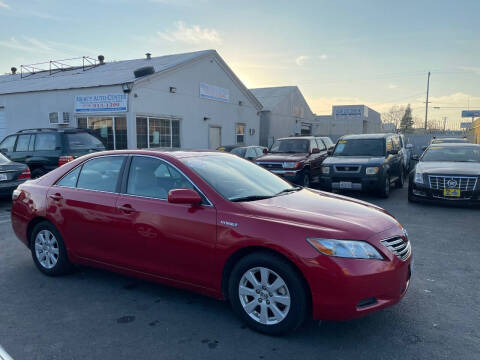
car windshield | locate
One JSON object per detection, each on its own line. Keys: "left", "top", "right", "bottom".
{"left": 181, "top": 155, "right": 298, "bottom": 201}
{"left": 66, "top": 132, "right": 105, "bottom": 150}
{"left": 333, "top": 139, "right": 385, "bottom": 157}
{"left": 0, "top": 152, "right": 10, "bottom": 164}
{"left": 421, "top": 146, "right": 480, "bottom": 162}
{"left": 270, "top": 139, "right": 309, "bottom": 153}
{"left": 231, "top": 147, "right": 246, "bottom": 157}
{"left": 432, "top": 138, "right": 468, "bottom": 144}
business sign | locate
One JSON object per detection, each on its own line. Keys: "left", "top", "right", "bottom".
{"left": 334, "top": 106, "right": 364, "bottom": 119}
{"left": 75, "top": 94, "right": 128, "bottom": 113}
{"left": 199, "top": 83, "right": 229, "bottom": 103}
{"left": 460, "top": 122, "right": 473, "bottom": 129}
{"left": 461, "top": 110, "right": 480, "bottom": 117}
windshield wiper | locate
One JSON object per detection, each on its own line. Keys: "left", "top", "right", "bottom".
{"left": 229, "top": 195, "right": 274, "bottom": 202}
{"left": 275, "top": 187, "right": 302, "bottom": 196}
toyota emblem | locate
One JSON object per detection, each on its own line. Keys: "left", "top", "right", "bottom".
{"left": 447, "top": 179, "right": 458, "bottom": 188}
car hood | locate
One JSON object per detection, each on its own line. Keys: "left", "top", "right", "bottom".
{"left": 323, "top": 156, "right": 385, "bottom": 165}
{"left": 256, "top": 153, "right": 308, "bottom": 162}
{"left": 416, "top": 161, "right": 480, "bottom": 175}
{"left": 241, "top": 189, "right": 400, "bottom": 240}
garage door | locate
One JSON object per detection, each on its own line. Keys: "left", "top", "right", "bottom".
{"left": 0, "top": 108, "right": 6, "bottom": 142}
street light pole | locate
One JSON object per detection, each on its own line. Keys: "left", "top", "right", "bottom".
{"left": 424, "top": 71, "right": 431, "bottom": 132}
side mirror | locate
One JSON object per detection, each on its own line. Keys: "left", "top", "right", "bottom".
{"left": 411, "top": 154, "right": 420, "bottom": 161}
{"left": 262, "top": 148, "right": 268, "bottom": 154}
{"left": 311, "top": 148, "right": 320, "bottom": 154}
{"left": 327, "top": 149, "right": 334, "bottom": 155}
{"left": 168, "top": 189, "right": 202, "bottom": 205}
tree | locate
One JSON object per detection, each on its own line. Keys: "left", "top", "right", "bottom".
{"left": 400, "top": 104, "right": 414, "bottom": 132}
{"left": 382, "top": 105, "right": 405, "bottom": 130}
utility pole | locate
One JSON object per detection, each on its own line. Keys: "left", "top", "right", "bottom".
{"left": 424, "top": 71, "right": 431, "bottom": 132}
{"left": 443, "top": 116, "right": 447, "bottom": 132}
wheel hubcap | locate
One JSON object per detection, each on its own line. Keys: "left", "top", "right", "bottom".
{"left": 238, "top": 267, "right": 291, "bottom": 325}
{"left": 34, "top": 230, "right": 59, "bottom": 269}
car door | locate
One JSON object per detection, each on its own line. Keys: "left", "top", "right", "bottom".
{"left": 114, "top": 155, "right": 217, "bottom": 288}
{"left": 12, "top": 134, "right": 34, "bottom": 164}
{"left": 46, "top": 155, "right": 127, "bottom": 263}
{"left": 309, "top": 139, "right": 326, "bottom": 179}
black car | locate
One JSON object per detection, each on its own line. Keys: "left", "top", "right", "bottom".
{"left": 0, "top": 128, "right": 105, "bottom": 178}
{"left": 409, "top": 143, "right": 480, "bottom": 204}
{"left": 0, "top": 151, "right": 30, "bottom": 196}
{"left": 320, "top": 133, "right": 404, "bottom": 198}
{"left": 230, "top": 146, "right": 267, "bottom": 161}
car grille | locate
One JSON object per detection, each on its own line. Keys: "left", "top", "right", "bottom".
{"left": 428, "top": 175, "right": 477, "bottom": 191}
{"left": 257, "top": 162, "right": 283, "bottom": 170}
{"left": 380, "top": 237, "right": 411, "bottom": 261}
{"left": 334, "top": 165, "right": 361, "bottom": 173}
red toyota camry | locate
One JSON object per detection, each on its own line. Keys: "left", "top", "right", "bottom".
{"left": 11, "top": 150, "right": 412, "bottom": 334}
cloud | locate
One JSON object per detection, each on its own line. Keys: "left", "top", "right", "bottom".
{"left": 295, "top": 55, "right": 310, "bottom": 66}
{"left": 459, "top": 66, "right": 480, "bottom": 75}
{"left": 388, "top": 84, "right": 398, "bottom": 89}
{"left": 0, "top": 1, "right": 9, "bottom": 9}
{"left": 158, "top": 21, "right": 221, "bottom": 44}
{"left": 318, "top": 54, "right": 327, "bottom": 60}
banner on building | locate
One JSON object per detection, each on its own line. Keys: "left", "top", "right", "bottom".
{"left": 199, "top": 83, "right": 229, "bottom": 103}
{"left": 75, "top": 94, "right": 128, "bottom": 113}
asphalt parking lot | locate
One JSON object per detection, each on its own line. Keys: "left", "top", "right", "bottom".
{"left": 0, "top": 187, "right": 479, "bottom": 360}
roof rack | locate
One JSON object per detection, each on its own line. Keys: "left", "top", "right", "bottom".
{"left": 16, "top": 128, "right": 59, "bottom": 133}
{"left": 20, "top": 56, "right": 100, "bottom": 79}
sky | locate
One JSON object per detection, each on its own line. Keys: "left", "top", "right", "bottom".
{"left": 0, "top": 0, "right": 479, "bottom": 129}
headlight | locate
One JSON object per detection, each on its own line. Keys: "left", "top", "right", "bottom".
{"left": 307, "top": 238, "right": 383, "bottom": 260}
{"left": 282, "top": 162, "right": 297, "bottom": 169}
{"left": 414, "top": 172, "right": 424, "bottom": 184}
{"left": 321, "top": 166, "right": 330, "bottom": 174}
{"left": 365, "top": 166, "right": 379, "bottom": 175}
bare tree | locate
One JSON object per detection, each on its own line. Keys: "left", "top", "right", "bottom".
{"left": 381, "top": 105, "right": 405, "bottom": 130}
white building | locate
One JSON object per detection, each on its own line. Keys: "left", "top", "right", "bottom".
{"left": 249, "top": 86, "right": 315, "bottom": 147}
{"left": 0, "top": 50, "right": 262, "bottom": 150}
{"left": 315, "top": 105, "right": 382, "bottom": 139}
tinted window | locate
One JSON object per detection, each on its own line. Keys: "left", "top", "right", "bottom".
{"left": 315, "top": 138, "right": 326, "bottom": 150}
{"left": 422, "top": 146, "right": 480, "bottom": 162}
{"left": 245, "top": 147, "right": 257, "bottom": 158}
{"left": 66, "top": 132, "right": 105, "bottom": 150}
{"left": 127, "top": 156, "right": 194, "bottom": 200}
{"left": 334, "top": 139, "right": 386, "bottom": 157}
{"left": 35, "top": 133, "right": 58, "bottom": 151}
{"left": 255, "top": 147, "right": 264, "bottom": 157}
{"left": 231, "top": 147, "right": 247, "bottom": 157}
{"left": 0, "top": 152, "right": 10, "bottom": 164}
{"left": 0, "top": 135, "right": 17, "bottom": 152}
{"left": 270, "top": 139, "right": 309, "bottom": 153}
{"left": 77, "top": 156, "right": 125, "bottom": 192}
{"left": 57, "top": 166, "right": 81, "bottom": 188}
{"left": 15, "top": 135, "right": 32, "bottom": 152}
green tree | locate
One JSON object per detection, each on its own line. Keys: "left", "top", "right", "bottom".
{"left": 400, "top": 104, "right": 414, "bottom": 132}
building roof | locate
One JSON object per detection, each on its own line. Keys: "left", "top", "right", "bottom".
{"left": 249, "top": 86, "right": 298, "bottom": 111}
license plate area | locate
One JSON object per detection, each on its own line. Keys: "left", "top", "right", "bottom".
{"left": 339, "top": 181, "right": 353, "bottom": 189}
{"left": 0, "top": 173, "right": 8, "bottom": 181}
{"left": 443, "top": 188, "right": 460, "bottom": 197}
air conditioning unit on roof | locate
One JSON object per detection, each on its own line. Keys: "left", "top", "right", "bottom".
{"left": 49, "top": 112, "right": 70, "bottom": 125}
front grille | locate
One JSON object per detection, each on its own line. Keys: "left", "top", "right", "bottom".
{"left": 331, "top": 177, "right": 362, "bottom": 183}
{"left": 257, "top": 162, "right": 283, "bottom": 170}
{"left": 334, "top": 165, "right": 361, "bottom": 173}
{"left": 428, "top": 175, "right": 477, "bottom": 191}
{"left": 380, "top": 237, "right": 411, "bottom": 261}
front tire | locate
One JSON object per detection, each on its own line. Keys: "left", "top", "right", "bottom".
{"left": 31, "top": 221, "right": 74, "bottom": 276}
{"left": 300, "top": 169, "right": 311, "bottom": 188}
{"left": 228, "top": 252, "right": 308, "bottom": 335}
{"left": 379, "top": 174, "right": 390, "bottom": 198}
{"left": 396, "top": 168, "right": 404, "bottom": 189}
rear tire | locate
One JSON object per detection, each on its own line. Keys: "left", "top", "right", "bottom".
{"left": 228, "top": 252, "right": 308, "bottom": 335}
{"left": 300, "top": 169, "right": 311, "bottom": 188}
{"left": 396, "top": 168, "right": 404, "bottom": 189}
{"left": 30, "top": 221, "right": 74, "bottom": 276}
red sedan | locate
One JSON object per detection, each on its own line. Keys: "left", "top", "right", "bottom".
{"left": 11, "top": 150, "right": 412, "bottom": 334}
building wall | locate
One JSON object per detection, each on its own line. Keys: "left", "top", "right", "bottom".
{"left": 131, "top": 55, "right": 259, "bottom": 149}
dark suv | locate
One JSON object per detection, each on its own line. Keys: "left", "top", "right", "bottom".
{"left": 0, "top": 128, "right": 105, "bottom": 178}
{"left": 320, "top": 133, "right": 404, "bottom": 198}
{"left": 255, "top": 136, "right": 330, "bottom": 186}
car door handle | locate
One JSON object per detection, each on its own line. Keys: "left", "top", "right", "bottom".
{"left": 117, "top": 204, "right": 137, "bottom": 214}
{"left": 49, "top": 193, "right": 63, "bottom": 201}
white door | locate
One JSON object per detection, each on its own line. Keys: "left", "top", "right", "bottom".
{"left": 0, "top": 108, "right": 5, "bottom": 142}
{"left": 209, "top": 126, "right": 221, "bottom": 149}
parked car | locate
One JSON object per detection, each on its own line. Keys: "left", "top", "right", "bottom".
{"left": 230, "top": 146, "right": 267, "bottom": 161}
{"left": 408, "top": 143, "right": 480, "bottom": 204}
{"left": 320, "top": 134, "right": 405, "bottom": 198}
{"left": 0, "top": 151, "right": 31, "bottom": 196}
{"left": 255, "top": 136, "right": 329, "bottom": 186}
{"left": 0, "top": 128, "right": 106, "bottom": 178}
{"left": 316, "top": 136, "right": 335, "bottom": 151}
{"left": 11, "top": 150, "right": 412, "bottom": 335}
{"left": 431, "top": 137, "right": 469, "bottom": 144}
{"left": 399, "top": 134, "right": 413, "bottom": 173}
{"left": 216, "top": 145, "right": 239, "bottom": 152}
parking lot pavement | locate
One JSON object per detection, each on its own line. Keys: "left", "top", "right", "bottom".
{"left": 0, "top": 188, "right": 479, "bottom": 360}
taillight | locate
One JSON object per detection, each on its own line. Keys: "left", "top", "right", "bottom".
{"left": 58, "top": 156, "right": 74, "bottom": 166}
{"left": 18, "top": 168, "right": 31, "bottom": 180}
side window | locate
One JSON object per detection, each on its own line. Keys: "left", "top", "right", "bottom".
{"left": 15, "top": 135, "right": 32, "bottom": 152}
{"left": 34, "top": 133, "right": 58, "bottom": 151}
{"left": 127, "top": 156, "right": 195, "bottom": 200}
{"left": 255, "top": 147, "right": 264, "bottom": 157}
{"left": 392, "top": 136, "right": 401, "bottom": 151}
{"left": 310, "top": 139, "right": 318, "bottom": 151}
{"left": 57, "top": 166, "right": 81, "bottom": 188}
{"left": 0, "top": 135, "right": 17, "bottom": 152}
{"left": 386, "top": 138, "right": 393, "bottom": 153}
{"left": 77, "top": 156, "right": 125, "bottom": 192}
{"left": 245, "top": 148, "right": 256, "bottom": 158}
{"left": 316, "top": 138, "right": 326, "bottom": 150}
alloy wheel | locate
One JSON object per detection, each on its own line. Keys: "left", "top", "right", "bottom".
{"left": 238, "top": 267, "right": 291, "bottom": 325}
{"left": 34, "top": 230, "right": 59, "bottom": 269}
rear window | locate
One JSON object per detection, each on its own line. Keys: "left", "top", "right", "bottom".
{"left": 231, "top": 147, "right": 247, "bottom": 157}
{"left": 66, "top": 132, "right": 105, "bottom": 150}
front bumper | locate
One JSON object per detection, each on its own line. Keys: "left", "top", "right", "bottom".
{"left": 410, "top": 181, "right": 480, "bottom": 204}
{"left": 320, "top": 173, "right": 384, "bottom": 192}
{"left": 305, "top": 227, "right": 412, "bottom": 321}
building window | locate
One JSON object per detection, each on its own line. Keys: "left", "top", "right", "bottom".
{"left": 236, "top": 123, "right": 245, "bottom": 144}
{"left": 76, "top": 116, "right": 128, "bottom": 150}
{"left": 136, "top": 116, "right": 180, "bottom": 149}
